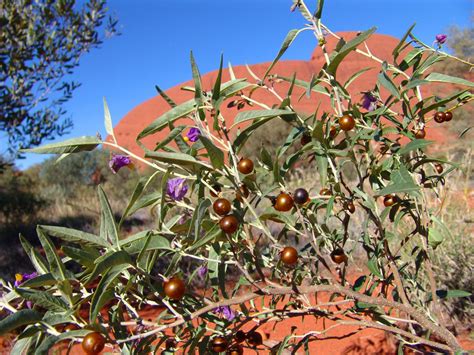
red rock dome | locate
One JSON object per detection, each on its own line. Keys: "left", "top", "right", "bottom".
{"left": 111, "top": 31, "right": 446, "bottom": 155}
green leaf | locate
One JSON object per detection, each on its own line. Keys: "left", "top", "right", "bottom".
{"left": 377, "top": 71, "right": 400, "bottom": 99}
{"left": 314, "top": 0, "right": 324, "bottom": 19}
{"left": 190, "top": 51, "right": 205, "bottom": 120}
{"left": 15, "top": 289, "right": 69, "bottom": 312}
{"left": 154, "top": 125, "right": 186, "bottom": 151}
{"left": 397, "top": 139, "right": 433, "bottom": 155}
{"left": 344, "top": 67, "right": 373, "bottom": 88}
{"left": 19, "top": 235, "right": 49, "bottom": 274}
{"left": 21, "top": 273, "right": 56, "bottom": 288}
{"left": 20, "top": 136, "right": 101, "bottom": 154}
{"left": 145, "top": 150, "right": 211, "bottom": 169}
{"left": 428, "top": 228, "right": 443, "bottom": 249}
{"left": 425, "top": 72, "right": 474, "bottom": 88}
{"left": 263, "top": 29, "right": 306, "bottom": 80}
{"left": 155, "top": 85, "right": 177, "bottom": 108}
{"left": 98, "top": 185, "right": 121, "bottom": 249}
{"left": 367, "top": 258, "right": 383, "bottom": 279}
{"left": 39, "top": 225, "right": 110, "bottom": 248}
{"left": 392, "top": 23, "right": 416, "bottom": 61}
{"left": 232, "top": 109, "right": 295, "bottom": 127}
{"left": 36, "top": 228, "right": 68, "bottom": 283}
{"left": 212, "top": 54, "right": 224, "bottom": 103}
{"left": 122, "top": 233, "right": 171, "bottom": 254}
{"left": 0, "top": 310, "right": 42, "bottom": 336}
{"left": 327, "top": 27, "right": 377, "bottom": 76}
{"left": 376, "top": 165, "right": 420, "bottom": 196}
{"left": 86, "top": 251, "right": 132, "bottom": 284}
{"left": 90, "top": 266, "right": 126, "bottom": 322}
{"left": 315, "top": 153, "right": 328, "bottom": 186}
{"left": 103, "top": 97, "right": 116, "bottom": 143}
{"left": 120, "top": 171, "right": 161, "bottom": 223}
{"left": 199, "top": 136, "right": 224, "bottom": 169}
{"left": 137, "top": 99, "right": 196, "bottom": 139}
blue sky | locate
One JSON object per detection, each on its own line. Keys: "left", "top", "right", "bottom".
{"left": 16, "top": 0, "right": 472, "bottom": 168}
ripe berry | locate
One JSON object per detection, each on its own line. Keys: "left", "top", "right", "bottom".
{"left": 280, "top": 247, "right": 298, "bottom": 265}
{"left": 331, "top": 249, "right": 348, "bottom": 264}
{"left": 210, "top": 184, "right": 221, "bottom": 197}
{"left": 234, "top": 330, "right": 246, "bottom": 343}
{"left": 274, "top": 192, "right": 294, "bottom": 212}
{"left": 300, "top": 132, "right": 311, "bottom": 146}
{"left": 82, "top": 332, "right": 106, "bottom": 355}
{"left": 434, "top": 163, "right": 443, "bottom": 174}
{"left": 237, "top": 158, "right": 254, "bottom": 174}
{"left": 383, "top": 194, "right": 397, "bottom": 207}
{"left": 293, "top": 188, "right": 309, "bottom": 205}
{"left": 247, "top": 331, "right": 263, "bottom": 346}
{"left": 329, "top": 125, "right": 338, "bottom": 139}
{"left": 211, "top": 336, "right": 228, "bottom": 353}
{"left": 163, "top": 277, "right": 186, "bottom": 300}
{"left": 444, "top": 111, "right": 453, "bottom": 122}
{"left": 320, "top": 188, "right": 332, "bottom": 196}
{"left": 213, "top": 198, "right": 231, "bottom": 216}
{"left": 227, "top": 344, "right": 244, "bottom": 355}
{"left": 414, "top": 128, "right": 426, "bottom": 139}
{"left": 434, "top": 111, "right": 446, "bottom": 123}
{"left": 346, "top": 201, "right": 355, "bottom": 214}
{"left": 235, "top": 184, "right": 250, "bottom": 202}
{"left": 339, "top": 115, "right": 356, "bottom": 131}
{"left": 219, "top": 215, "right": 239, "bottom": 234}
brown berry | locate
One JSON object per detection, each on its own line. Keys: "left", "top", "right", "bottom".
{"left": 235, "top": 184, "right": 250, "bottom": 202}
{"left": 346, "top": 201, "right": 355, "bottom": 214}
{"left": 165, "top": 338, "right": 177, "bottom": 350}
{"left": 227, "top": 344, "right": 244, "bottom": 355}
{"left": 383, "top": 194, "right": 397, "bottom": 207}
{"left": 234, "top": 330, "right": 246, "bottom": 343}
{"left": 213, "top": 198, "right": 232, "bottom": 216}
{"left": 414, "top": 128, "right": 426, "bottom": 139}
{"left": 293, "top": 188, "right": 309, "bottom": 205}
{"left": 211, "top": 336, "right": 228, "bottom": 353}
{"left": 247, "top": 331, "right": 263, "bottom": 346}
{"left": 210, "top": 184, "right": 222, "bottom": 197}
{"left": 434, "top": 111, "right": 446, "bottom": 123}
{"left": 219, "top": 215, "right": 239, "bottom": 234}
{"left": 163, "top": 277, "right": 186, "bottom": 300}
{"left": 280, "top": 247, "right": 298, "bottom": 265}
{"left": 329, "top": 125, "right": 338, "bottom": 139}
{"left": 82, "top": 332, "right": 106, "bottom": 355}
{"left": 237, "top": 158, "right": 254, "bottom": 174}
{"left": 339, "top": 115, "right": 356, "bottom": 131}
{"left": 434, "top": 163, "right": 443, "bottom": 174}
{"left": 444, "top": 111, "right": 453, "bottom": 122}
{"left": 331, "top": 249, "right": 348, "bottom": 264}
{"left": 300, "top": 132, "right": 311, "bottom": 146}
{"left": 320, "top": 188, "right": 332, "bottom": 196}
{"left": 274, "top": 192, "right": 294, "bottom": 212}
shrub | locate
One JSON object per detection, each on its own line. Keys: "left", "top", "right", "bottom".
{"left": 1, "top": 1, "right": 473, "bottom": 353}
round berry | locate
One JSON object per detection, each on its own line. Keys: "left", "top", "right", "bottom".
{"left": 346, "top": 201, "right": 355, "bottom": 214}
{"left": 339, "top": 115, "right": 356, "bottom": 131}
{"left": 234, "top": 330, "right": 246, "bottom": 343}
{"left": 165, "top": 338, "right": 177, "bottom": 350}
{"left": 434, "top": 111, "right": 446, "bottom": 123}
{"left": 434, "top": 163, "right": 443, "bottom": 174}
{"left": 82, "top": 332, "right": 106, "bottom": 355}
{"left": 237, "top": 158, "right": 254, "bottom": 174}
{"left": 246, "top": 331, "right": 263, "bottom": 346}
{"left": 444, "top": 111, "right": 453, "bottom": 122}
{"left": 320, "top": 188, "right": 332, "bottom": 196}
{"left": 414, "top": 128, "right": 426, "bottom": 139}
{"left": 383, "top": 194, "right": 397, "bottom": 207}
{"left": 219, "top": 215, "right": 239, "bottom": 234}
{"left": 274, "top": 192, "right": 294, "bottom": 212}
{"left": 213, "top": 198, "right": 231, "bottom": 216}
{"left": 329, "top": 125, "right": 338, "bottom": 139}
{"left": 293, "top": 188, "right": 309, "bottom": 205}
{"left": 227, "top": 344, "right": 244, "bottom": 355}
{"left": 331, "top": 249, "right": 348, "bottom": 264}
{"left": 300, "top": 132, "right": 311, "bottom": 146}
{"left": 210, "top": 184, "right": 222, "bottom": 197}
{"left": 211, "top": 336, "right": 228, "bottom": 353}
{"left": 235, "top": 184, "right": 250, "bottom": 202}
{"left": 280, "top": 247, "right": 298, "bottom": 265}
{"left": 163, "top": 277, "right": 186, "bottom": 300}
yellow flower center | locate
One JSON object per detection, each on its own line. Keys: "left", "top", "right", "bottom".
{"left": 183, "top": 136, "right": 189, "bottom": 142}
{"left": 15, "top": 273, "right": 23, "bottom": 282}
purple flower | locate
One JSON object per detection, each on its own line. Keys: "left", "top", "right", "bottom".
{"left": 166, "top": 178, "right": 188, "bottom": 201}
{"left": 26, "top": 301, "right": 33, "bottom": 309}
{"left": 14, "top": 272, "right": 37, "bottom": 287}
{"left": 185, "top": 128, "right": 201, "bottom": 143}
{"left": 435, "top": 34, "right": 447, "bottom": 45}
{"left": 109, "top": 154, "right": 133, "bottom": 174}
{"left": 361, "top": 92, "right": 377, "bottom": 112}
{"left": 197, "top": 265, "right": 207, "bottom": 278}
{"left": 214, "top": 306, "right": 236, "bottom": 321}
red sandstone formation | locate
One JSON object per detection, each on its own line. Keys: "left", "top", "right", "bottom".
{"left": 114, "top": 31, "right": 456, "bottom": 155}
